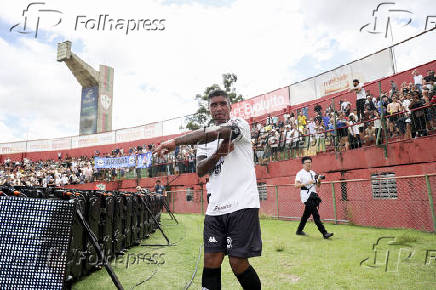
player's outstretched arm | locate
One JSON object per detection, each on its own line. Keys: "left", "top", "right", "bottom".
{"left": 153, "top": 126, "right": 233, "bottom": 156}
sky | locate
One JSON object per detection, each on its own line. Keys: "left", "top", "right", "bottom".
{"left": 0, "top": 0, "right": 435, "bottom": 143}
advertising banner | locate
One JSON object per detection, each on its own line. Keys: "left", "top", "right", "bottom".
{"left": 0, "top": 142, "right": 27, "bottom": 154}
{"left": 289, "top": 78, "right": 317, "bottom": 106}
{"left": 79, "top": 86, "right": 98, "bottom": 135}
{"left": 51, "top": 137, "right": 72, "bottom": 151}
{"left": 144, "top": 122, "right": 162, "bottom": 139}
{"left": 116, "top": 126, "right": 146, "bottom": 143}
{"left": 315, "top": 65, "right": 353, "bottom": 98}
{"left": 231, "top": 87, "right": 290, "bottom": 119}
{"left": 26, "top": 139, "right": 51, "bottom": 152}
{"left": 98, "top": 65, "right": 114, "bottom": 133}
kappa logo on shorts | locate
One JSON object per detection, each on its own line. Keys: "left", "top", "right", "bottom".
{"left": 227, "top": 237, "right": 232, "bottom": 249}
{"left": 208, "top": 236, "right": 217, "bottom": 243}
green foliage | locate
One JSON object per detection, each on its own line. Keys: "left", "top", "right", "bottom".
{"left": 185, "top": 73, "right": 244, "bottom": 130}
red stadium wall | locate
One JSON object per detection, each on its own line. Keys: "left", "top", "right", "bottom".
{"left": 63, "top": 135, "right": 436, "bottom": 231}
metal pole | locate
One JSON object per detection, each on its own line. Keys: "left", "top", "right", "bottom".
{"left": 425, "top": 175, "right": 436, "bottom": 232}
{"left": 172, "top": 189, "right": 175, "bottom": 212}
{"left": 275, "top": 185, "right": 279, "bottom": 219}
{"left": 200, "top": 188, "right": 204, "bottom": 215}
{"left": 377, "top": 81, "right": 388, "bottom": 159}
{"left": 331, "top": 182, "right": 337, "bottom": 224}
{"left": 332, "top": 98, "right": 339, "bottom": 156}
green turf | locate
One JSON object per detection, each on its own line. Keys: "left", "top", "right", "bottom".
{"left": 72, "top": 214, "right": 436, "bottom": 289}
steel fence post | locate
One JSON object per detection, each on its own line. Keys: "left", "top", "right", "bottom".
{"left": 425, "top": 175, "right": 436, "bottom": 232}
{"left": 172, "top": 190, "right": 175, "bottom": 213}
{"left": 275, "top": 185, "right": 279, "bottom": 219}
{"left": 331, "top": 182, "right": 337, "bottom": 224}
{"left": 200, "top": 187, "right": 204, "bottom": 215}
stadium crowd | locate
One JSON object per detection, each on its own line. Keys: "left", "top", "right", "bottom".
{"left": 1, "top": 70, "right": 434, "bottom": 185}
{"left": 251, "top": 70, "right": 436, "bottom": 164}
{"left": 0, "top": 156, "right": 95, "bottom": 187}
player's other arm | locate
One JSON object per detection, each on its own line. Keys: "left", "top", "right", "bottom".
{"left": 196, "top": 139, "right": 234, "bottom": 177}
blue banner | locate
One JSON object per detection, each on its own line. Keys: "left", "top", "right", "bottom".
{"left": 136, "top": 152, "right": 152, "bottom": 169}
{"left": 94, "top": 155, "right": 137, "bottom": 169}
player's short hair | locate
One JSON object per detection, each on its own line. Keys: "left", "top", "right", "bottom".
{"left": 301, "top": 156, "right": 312, "bottom": 164}
{"left": 353, "top": 79, "right": 359, "bottom": 83}
{"left": 208, "top": 89, "right": 228, "bottom": 99}
{"left": 156, "top": 180, "right": 161, "bottom": 183}
{"left": 208, "top": 90, "right": 230, "bottom": 106}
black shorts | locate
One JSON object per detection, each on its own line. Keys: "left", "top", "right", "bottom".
{"left": 203, "top": 208, "right": 262, "bottom": 258}
{"left": 388, "top": 113, "right": 399, "bottom": 123}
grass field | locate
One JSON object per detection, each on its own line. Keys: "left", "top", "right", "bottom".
{"left": 73, "top": 214, "right": 436, "bottom": 289}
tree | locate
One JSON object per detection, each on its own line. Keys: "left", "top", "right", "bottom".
{"left": 185, "top": 73, "right": 244, "bottom": 130}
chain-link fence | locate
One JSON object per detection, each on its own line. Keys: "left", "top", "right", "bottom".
{"left": 164, "top": 174, "right": 436, "bottom": 232}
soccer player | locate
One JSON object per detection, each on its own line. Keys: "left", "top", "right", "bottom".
{"left": 154, "top": 90, "right": 261, "bottom": 290}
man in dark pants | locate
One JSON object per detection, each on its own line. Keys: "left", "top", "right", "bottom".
{"left": 295, "top": 156, "right": 333, "bottom": 239}
{"left": 350, "top": 79, "right": 366, "bottom": 122}
{"left": 154, "top": 90, "right": 261, "bottom": 290}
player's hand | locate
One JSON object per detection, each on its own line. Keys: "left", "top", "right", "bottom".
{"left": 153, "top": 139, "right": 176, "bottom": 157}
{"left": 216, "top": 139, "right": 234, "bottom": 156}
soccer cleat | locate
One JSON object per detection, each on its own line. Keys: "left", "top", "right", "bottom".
{"left": 296, "top": 231, "right": 307, "bottom": 236}
{"left": 323, "top": 232, "right": 334, "bottom": 239}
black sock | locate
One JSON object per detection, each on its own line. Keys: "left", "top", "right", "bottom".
{"left": 202, "top": 267, "right": 221, "bottom": 290}
{"left": 236, "top": 265, "right": 261, "bottom": 290}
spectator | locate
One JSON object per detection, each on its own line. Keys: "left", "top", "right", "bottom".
{"left": 409, "top": 91, "right": 427, "bottom": 138}
{"left": 412, "top": 69, "right": 423, "bottom": 92}
{"left": 390, "top": 80, "right": 399, "bottom": 97}
{"left": 154, "top": 180, "right": 167, "bottom": 196}
{"left": 297, "top": 111, "right": 307, "bottom": 131}
{"left": 387, "top": 96, "right": 403, "bottom": 137}
{"left": 350, "top": 79, "right": 366, "bottom": 121}
{"left": 340, "top": 99, "right": 351, "bottom": 116}
{"left": 424, "top": 70, "right": 436, "bottom": 83}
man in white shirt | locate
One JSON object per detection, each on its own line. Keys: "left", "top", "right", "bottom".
{"left": 350, "top": 79, "right": 366, "bottom": 122}
{"left": 154, "top": 90, "right": 261, "bottom": 290}
{"left": 294, "top": 156, "right": 333, "bottom": 239}
{"left": 340, "top": 100, "right": 351, "bottom": 116}
{"left": 412, "top": 69, "right": 423, "bottom": 92}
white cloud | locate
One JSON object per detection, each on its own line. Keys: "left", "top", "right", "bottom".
{"left": 0, "top": 0, "right": 435, "bottom": 143}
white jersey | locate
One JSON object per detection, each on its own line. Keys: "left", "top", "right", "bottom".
{"left": 354, "top": 84, "right": 366, "bottom": 100}
{"left": 196, "top": 117, "right": 260, "bottom": 216}
{"left": 295, "top": 169, "right": 317, "bottom": 203}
